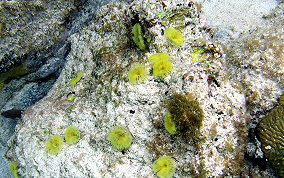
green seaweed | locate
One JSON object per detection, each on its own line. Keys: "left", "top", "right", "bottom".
{"left": 190, "top": 48, "right": 208, "bottom": 62}
{"left": 165, "top": 93, "right": 204, "bottom": 143}
{"left": 132, "top": 23, "right": 146, "bottom": 50}
{"left": 69, "top": 72, "right": 83, "bottom": 87}
{"left": 9, "top": 161, "right": 19, "bottom": 178}
{"left": 164, "top": 112, "right": 176, "bottom": 134}
{"left": 0, "top": 64, "right": 29, "bottom": 89}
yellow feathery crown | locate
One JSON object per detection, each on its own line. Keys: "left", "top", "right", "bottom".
{"left": 152, "top": 58, "right": 173, "bottom": 78}
{"left": 107, "top": 126, "right": 133, "bottom": 151}
{"left": 128, "top": 64, "right": 148, "bottom": 84}
{"left": 148, "top": 53, "right": 171, "bottom": 65}
{"left": 164, "top": 28, "right": 184, "bottom": 47}
{"left": 64, "top": 126, "right": 81, "bottom": 145}
{"left": 45, "top": 135, "right": 64, "bottom": 155}
{"left": 152, "top": 156, "right": 176, "bottom": 178}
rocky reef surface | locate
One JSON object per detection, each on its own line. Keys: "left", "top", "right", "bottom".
{"left": 1, "top": 0, "right": 283, "bottom": 177}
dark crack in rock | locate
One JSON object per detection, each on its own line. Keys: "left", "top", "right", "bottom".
{"left": 0, "top": 43, "right": 70, "bottom": 119}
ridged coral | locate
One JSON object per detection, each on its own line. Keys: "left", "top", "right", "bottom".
{"left": 257, "top": 104, "right": 284, "bottom": 177}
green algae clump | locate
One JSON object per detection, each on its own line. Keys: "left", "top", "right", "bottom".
{"left": 107, "top": 126, "right": 133, "bottom": 151}
{"left": 67, "top": 93, "right": 75, "bottom": 101}
{"left": 152, "top": 156, "right": 176, "bottom": 178}
{"left": 165, "top": 93, "right": 204, "bottom": 141}
{"left": 64, "top": 126, "right": 81, "bottom": 145}
{"left": 69, "top": 72, "right": 83, "bottom": 87}
{"left": 164, "top": 112, "right": 176, "bottom": 134}
{"left": 257, "top": 104, "right": 284, "bottom": 177}
{"left": 132, "top": 23, "right": 146, "bottom": 50}
{"left": 128, "top": 64, "right": 148, "bottom": 84}
{"left": 191, "top": 48, "right": 208, "bottom": 62}
{"left": 164, "top": 28, "right": 184, "bottom": 47}
{"left": 9, "top": 161, "right": 19, "bottom": 178}
{"left": 45, "top": 135, "right": 64, "bottom": 155}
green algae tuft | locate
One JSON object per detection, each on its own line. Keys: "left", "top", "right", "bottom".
{"left": 165, "top": 93, "right": 204, "bottom": 142}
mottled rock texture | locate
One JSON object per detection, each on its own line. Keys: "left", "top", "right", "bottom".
{"left": 224, "top": 3, "right": 284, "bottom": 117}
{"left": 0, "top": 0, "right": 75, "bottom": 73}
